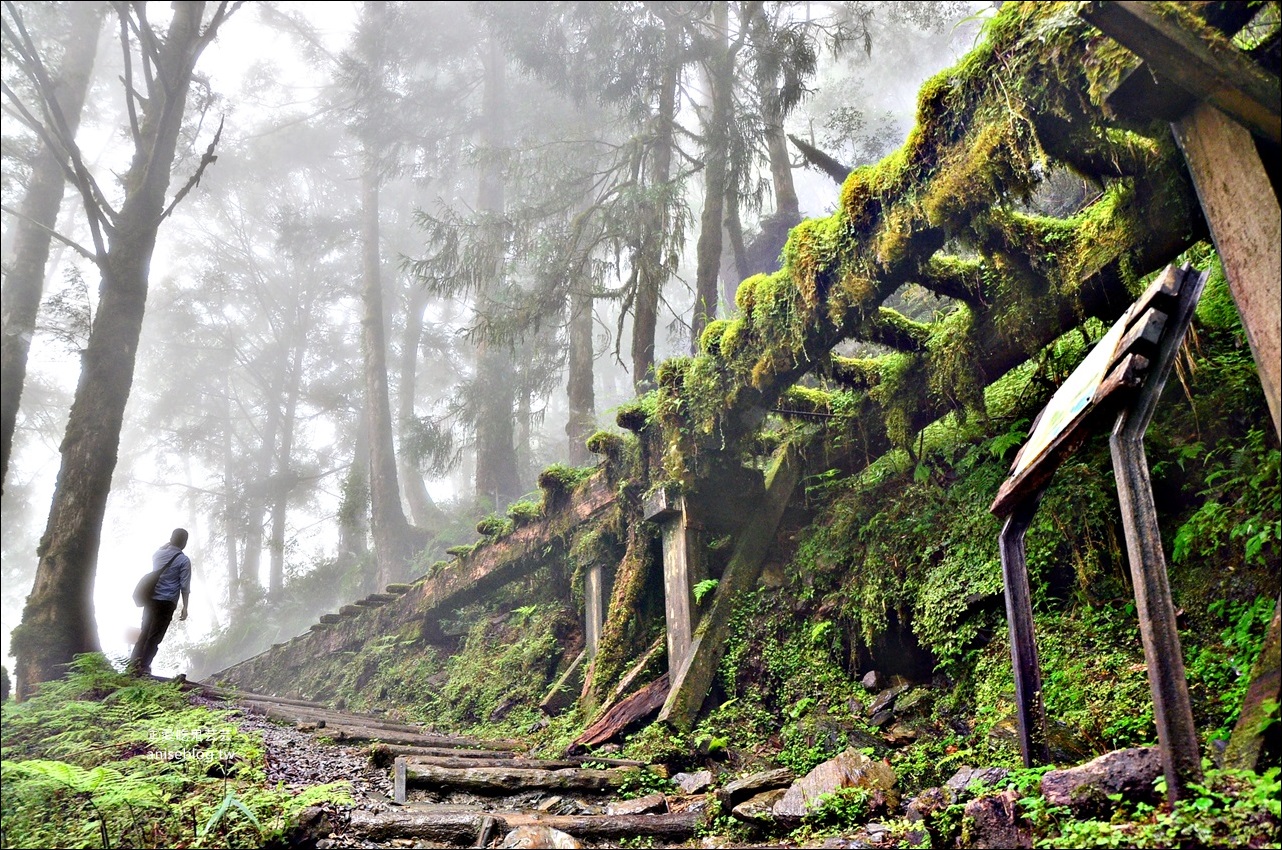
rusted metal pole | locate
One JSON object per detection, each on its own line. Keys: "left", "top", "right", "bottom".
{"left": 999, "top": 486, "right": 1051, "bottom": 767}
{"left": 1110, "top": 265, "right": 1208, "bottom": 802}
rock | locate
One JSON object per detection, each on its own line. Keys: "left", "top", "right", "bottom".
{"left": 716, "top": 768, "right": 795, "bottom": 808}
{"left": 500, "top": 825, "right": 584, "bottom": 848}
{"left": 944, "top": 766, "right": 1010, "bottom": 799}
{"left": 860, "top": 670, "right": 885, "bottom": 690}
{"left": 904, "top": 786, "right": 956, "bottom": 823}
{"left": 1040, "top": 747, "right": 1163, "bottom": 816}
{"left": 962, "top": 789, "right": 1031, "bottom": 849}
{"left": 892, "top": 687, "right": 930, "bottom": 715}
{"left": 731, "top": 788, "right": 786, "bottom": 824}
{"left": 290, "top": 805, "right": 333, "bottom": 846}
{"left": 868, "top": 710, "right": 893, "bottom": 728}
{"left": 772, "top": 749, "right": 898, "bottom": 825}
{"left": 607, "top": 793, "right": 668, "bottom": 816}
{"left": 673, "top": 769, "right": 713, "bottom": 795}
{"left": 849, "top": 696, "right": 865, "bottom": 715}
{"left": 883, "top": 721, "right": 919, "bottom": 744}
{"left": 867, "top": 683, "right": 911, "bottom": 716}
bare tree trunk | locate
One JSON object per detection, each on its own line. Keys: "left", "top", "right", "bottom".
{"left": 268, "top": 334, "right": 306, "bottom": 595}
{"left": 1, "top": 3, "right": 103, "bottom": 494}
{"left": 219, "top": 356, "right": 240, "bottom": 609}
{"left": 566, "top": 275, "right": 596, "bottom": 465}
{"left": 339, "top": 412, "right": 371, "bottom": 563}
{"left": 692, "top": 2, "right": 732, "bottom": 351}
{"left": 240, "top": 345, "right": 287, "bottom": 594}
{"left": 631, "top": 9, "right": 679, "bottom": 391}
{"left": 397, "top": 284, "right": 444, "bottom": 529}
{"left": 472, "top": 36, "right": 521, "bottom": 508}
{"left": 361, "top": 167, "right": 416, "bottom": 586}
{"left": 14, "top": 2, "right": 221, "bottom": 698}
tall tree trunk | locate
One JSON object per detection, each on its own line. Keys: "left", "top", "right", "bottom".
{"left": 240, "top": 344, "right": 287, "bottom": 594}
{"left": 1, "top": 3, "right": 104, "bottom": 494}
{"left": 566, "top": 274, "right": 596, "bottom": 465}
{"left": 361, "top": 167, "right": 416, "bottom": 587}
{"left": 631, "top": 9, "right": 679, "bottom": 391}
{"left": 397, "top": 283, "right": 443, "bottom": 529}
{"left": 339, "top": 412, "right": 371, "bottom": 564}
{"left": 219, "top": 355, "right": 240, "bottom": 609}
{"left": 14, "top": 2, "right": 217, "bottom": 698}
{"left": 692, "top": 2, "right": 732, "bottom": 352}
{"left": 268, "top": 332, "right": 306, "bottom": 595}
{"left": 472, "top": 36, "right": 520, "bottom": 508}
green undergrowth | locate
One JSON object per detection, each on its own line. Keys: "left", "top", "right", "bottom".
{"left": 0, "top": 654, "right": 349, "bottom": 849}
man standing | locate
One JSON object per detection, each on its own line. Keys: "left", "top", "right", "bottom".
{"left": 128, "top": 528, "right": 191, "bottom": 676}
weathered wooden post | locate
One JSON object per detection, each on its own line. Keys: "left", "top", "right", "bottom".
{"left": 1109, "top": 265, "right": 1209, "bottom": 801}
{"left": 585, "top": 561, "right": 605, "bottom": 658}
{"left": 997, "top": 486, "right": 1051, "bottom": 767}
{"left": 644, "top": 487, "right": 705, "bottom": 679}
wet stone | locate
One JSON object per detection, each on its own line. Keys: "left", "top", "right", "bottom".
{"left": 673, "top": 769, "right": 713, "bottom": 795}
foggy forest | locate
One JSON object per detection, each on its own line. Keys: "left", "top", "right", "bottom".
{"left": 2, "top": 1, "right": 1279, "bottom": 849}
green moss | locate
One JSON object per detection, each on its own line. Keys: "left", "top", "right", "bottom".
{"left": 537, "top": 463, "right": 595, "bottom": 510}
{"left": 506, "top": 499, "right": 543, "bottom": 528}
{"left": 476, "top": 514, "right": 515, "bottom": 538}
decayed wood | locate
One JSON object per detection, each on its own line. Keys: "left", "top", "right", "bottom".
{"left": 405, "top": 755, "right": 593, "bottom": 771}
{"left": 382, "top": 744, "right": 519, "bottom": 759}
{"left": 405, "top": 762, "right": 639, "bottom": 794}
{"left": 512, "top": 809, "right": 703, "bottom": 841}
{"left": 1225, "top": 599, "right": 1281, "bottom": 771}
{"left": 347, "top": 809, "right": 503, "bottom": 844}
{"left": 990, "top": 352, "right": 1149, "bottom": 515}
{"left": 602, "top": 635, "right": 665, "bottom": 707}
{"left": 660, "top": 444, "right": 802, "bottom": 728}
{"left": 1110, "top": 265, "right": 1208, "bottom": 803}
{"left": 1081, "top": 1, "right": 1281, "bottom": 144}
{"left": 570, "top": 673, "right": 671, "bottom": 753}
{"left": 999, "top": 489, "right": 1051, "bottom": 768}
{"left": 1173, "top": 102, "right": 1282, "bottom": 438}
{"left": 347, "top": 807, "right": 704, "bottom": 843}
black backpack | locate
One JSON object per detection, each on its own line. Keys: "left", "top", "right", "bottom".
{"left": 132, "top": 551, "right": 183, "bottom": 607}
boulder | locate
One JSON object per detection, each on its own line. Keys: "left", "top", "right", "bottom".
{"left": 716, "top": 768, "right": 795, "bottom": 809}
{"left": 772, "top": 749, "right": 897, "bottom": 825}
{"left": 860, "top": 670, "right": 885, "bottom": 690}
{"left": 606, "top": 793, "right": 667, "bottom": 816}
{"left": 673, "top": 769, "right": 713, "bottom": 795}
{"left": 1040, "top": 747, "right": 1163, "bottom": 816}
{"left": 500, "top": 825, "right": 583, "bottom": 848}
{"left": 944, "top": 766, "right": 1010, "bottom": 799}
{"left": 962, "top": 789, "right": 1031, "bottom": 849}
{"left": 731, "top": 788, "right": 786, "bottom": 824}
{"left": 867, "top": 683, "right": 911, "bottom": 716}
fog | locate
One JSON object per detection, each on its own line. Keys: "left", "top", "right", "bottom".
{"left": 1, "top": 1, "right": 987, "bottom": 680}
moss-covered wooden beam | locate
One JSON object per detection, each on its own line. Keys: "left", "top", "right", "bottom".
{"left": 652, "top": 3, "right": 1203, "bottom": 477}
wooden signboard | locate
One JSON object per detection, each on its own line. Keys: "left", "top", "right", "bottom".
{"left": 990, "top": 263, "right": 1209, "bottom": 803}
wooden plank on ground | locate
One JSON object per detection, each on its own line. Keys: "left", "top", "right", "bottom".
{"left": 569, "top": 673, "right": 670, "bottom": 753}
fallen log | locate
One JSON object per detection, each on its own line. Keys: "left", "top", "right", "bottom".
{"left": 569, "top": 673, "right": 669, "bottom": 754}
{"left": 347, "top": 808, "right": 504, "bottom": 845}
{"left": 514, "top": 809, "right": 704, "bottom": 841}
{"left": 405, "top": 763, "right": 639, "bottom": 794}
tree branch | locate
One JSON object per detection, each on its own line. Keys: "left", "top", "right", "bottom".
{"left": 0, "top": 203, "right": 97, "bottom": 261}
{"left": 158, "top": 115, "right": 224, "bottom": 223}
{"left": 860, "top": 306, "right": 930, "bottom": 352}
{"left": 915, "top": 254, "right": 990, "bottom": 307}
{"left": 787, "top": 133, "right": 851, "bottom": 184}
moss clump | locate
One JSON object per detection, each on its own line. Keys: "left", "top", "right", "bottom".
{"left": 537, "top": 463, "right": 595, "bottom": 511}
{"left": 585, "top": 430, "right": 624, "bottom": 458}
{"left": 445, "top": 544, "right": 476, "bottom": 558}
{"left": 506, "top": 499, "right": 543, "bottom": 528}
{"left": 616, "top": 393, "right": 657, "bottom": 433}
{"left": 476, "top": 514, "right": 514, "bottom": 538}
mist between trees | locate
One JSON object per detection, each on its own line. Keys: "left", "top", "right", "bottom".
{"left": 1, "top": 1, "right": 987, "bottom": 689}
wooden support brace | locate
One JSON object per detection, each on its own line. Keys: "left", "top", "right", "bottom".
{"left": 998, "top": 487, "right": 1051, "bottom": 767}
{"left": 659, "top": 445, "right": 801, "bottom": 729}
{"left": 1081, "top": 1, "right": 1281, "bottom": 145}
{"left": 1173, "top": 103, "right": 1282, "bottom": 438}
{"left": 1110, "top": 265, "right": 1209, "bottom": 803}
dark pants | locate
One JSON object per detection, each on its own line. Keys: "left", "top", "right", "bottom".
{"left": 129, "top": 599, "right": 177, "bottom": 674}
